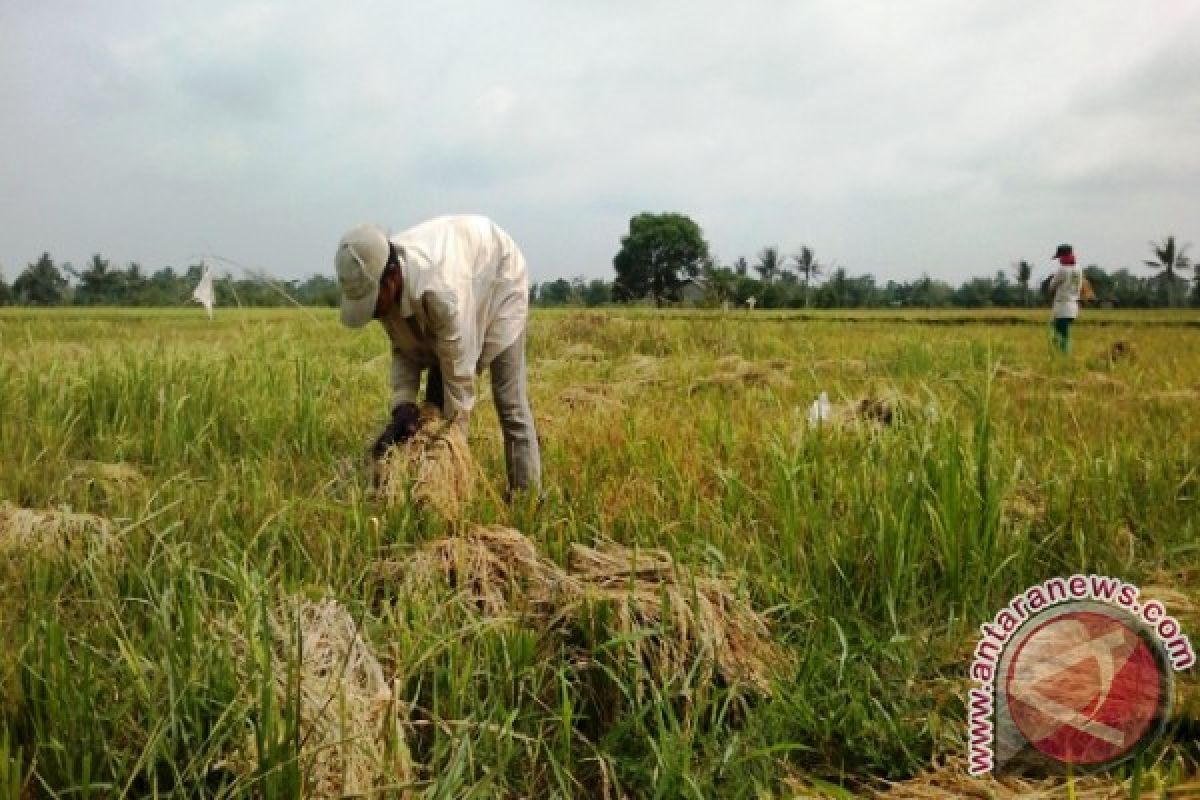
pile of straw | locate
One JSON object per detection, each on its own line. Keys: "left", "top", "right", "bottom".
{"left": 1000, "top": 484, "right": 1046, "bottom": 524}
{"left": 692, "top": 355, "right": 793, "bottom": 392}
{"left": 558, "top": 385, "right": 627, "bottom": 412}
{"left": 400, "top": 526, "right": 782, "bottom": 693}
{"left": 561, "top": 342, "right": 606, "bottom": 361}
{"left": 67, "top": 460, "right": 147, "bottom": 497}
{"left": 0, "top": 502, "right": 116, "bottom": 558}
{"left": 813, "top": 358, "right": 869, "bottom": 374}
{"left": 375, "top": 405, "right": 474, "bottom": 521}
{"left": 810, "top": 390, "right": 916, "bottom": 431}
{"left": 874, "top": 756, "right": 1144, "bottom": 799}
{"left": 1054, "top": 372, "right": 1128, "bottom": 392}
{"left": 226, "top": 596, "right": 412, "bottom": 799}
{"left": 1108, "top": 340, "right": 1135, "bottom": 363}
{"left": 396, "top": 525, "right": 572, "bottom": 616}
{"left": 559, "top": 538, "right": 782, "bottom": 693}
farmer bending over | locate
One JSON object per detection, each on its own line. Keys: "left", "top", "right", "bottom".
{"left": 334, "top": 215, "right": 540, "bottom": 491}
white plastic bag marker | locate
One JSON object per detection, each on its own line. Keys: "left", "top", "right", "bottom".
{"left": 807, "top": 391, "right": 831, "bottom": 425}
{"left": 192, "top": 264, "right": 215, "bottom": 319}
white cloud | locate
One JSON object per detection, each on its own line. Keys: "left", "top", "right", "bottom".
{"left": 0, "top": 0, "right": 1197, "bottom": 283}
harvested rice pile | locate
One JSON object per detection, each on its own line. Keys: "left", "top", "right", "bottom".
{"left": 398, "top": 526, "right": 783, "bottom": 693}
{"left": 873, "top": 757, "right": 1147, "bottom": 799}
{"left": 812, "top": 357, "right": 869, "bottom": 374}
{"left": 0, "top": 502, "right": 115, "bottom": 558}
{"left": 809, "top": 390, "right": 922, "bottom": 431}
{"left": 1149, "top": 388, "right": 1200, "bottom": 401}
{"left": 1054, "top": 372, "right": 1128, "bottom": 392}
{"left": 395, "top": 524, "right": 574, "bottom": 616}
{"left": 561, "top": 342, "right": 605, "bottom": 361}
{"left": 558, "top": 385, "right": 627, "bottom": 412}
{"left": 559, "top": 538, "right": 783, "bottom": 693}
{"left": 375, "top": 405, "right": 474, "bottom": 521}
{"left": 1140, "top": 579, "right": 1200, "bottom": 718}
{"left": 1108, "top": 340, "right": 1135, "bottom": 363}
{"left": 225, "top": 596, "right": 412, "bottom": 799}
{"left": 1001, "top": 484, "right": 1046, "bottom": 524}
{"left": 67, "top": 460, "right": 147, "bottom": 498}
{"left": 995, "top": 364, "right": 1035, "bottom": 381}
{"left": 692, "top": 355, "right": 793, "bottom": 392}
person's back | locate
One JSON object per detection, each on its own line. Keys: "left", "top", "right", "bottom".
{"left": 1047, "top": 243, "right": 1082, "bottom": 352}
{"left": 1050, "top": 262, "right": 1082, "bottom": 319}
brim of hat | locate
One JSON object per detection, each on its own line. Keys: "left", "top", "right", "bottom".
{"left": 339, "top": 287, "right": 379, "bottom": 329}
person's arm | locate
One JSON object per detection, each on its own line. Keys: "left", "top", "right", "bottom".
{"left": 370, "top": 353, "right": 423, "bottom": 460}
{"left": 389, "top": 351, "right": 422, "bottom": 412}
{"left": 422, "top": 290, "right": 475, "bottom": 427}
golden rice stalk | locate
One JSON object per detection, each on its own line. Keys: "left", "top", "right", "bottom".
{"left": 0, "top": 502, "right": 115, "bottom": 558}
{"left": 224, "top": 596, "right": 413, "bottom": 799}
{"left": 376, "top": 405, "right": 474, "bottom": 521}
{"left": 558, "top": 539, "right": 783, "bottom": 693}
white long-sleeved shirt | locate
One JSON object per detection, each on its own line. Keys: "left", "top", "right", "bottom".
{"left": 379, "top": 215, "right": 529, "bottom": 420}
{"left": 1047, "top": 262, "right": 1082, "bottom": 319}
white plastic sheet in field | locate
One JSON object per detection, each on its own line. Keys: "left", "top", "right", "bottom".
{"left": 192, "top": 264, "right": 215, "bottom": 319}
{"left": 806, "top": 391, "right": 831, "bottom": 425}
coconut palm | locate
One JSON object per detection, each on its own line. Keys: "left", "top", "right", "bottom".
{"left": 754, "top": 246, "right": 785, "bottom": 284}
{"left": 1144, "top": 235, "right": 1191, "bottom": 306}
{"left": 1014, "top": 260, "right": 1033, "bottom": 307}
{"left": 791, "top": 246, "right": 823, "bottom": 308}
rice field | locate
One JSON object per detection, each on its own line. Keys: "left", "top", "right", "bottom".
{"left": 1, "top": 307, "right": 1198, "bottom": 798}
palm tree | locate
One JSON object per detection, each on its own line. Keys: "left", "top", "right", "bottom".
{"left": 754, "top": 246, "right": 785, "bottom": 283}
{"left": 1014, "top": 260, "right": 1032, "bottom": 307}
{"left": 1144, "top": 235, "right": 1191, "bottom": 307}
{"left": 791, "top": 246, "right": 823, "bottom": 308}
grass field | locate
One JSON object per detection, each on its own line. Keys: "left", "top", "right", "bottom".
{"left": 1, "top": 307, "right": 1198, "bottom": 798}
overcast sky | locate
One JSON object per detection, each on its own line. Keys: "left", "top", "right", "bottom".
{"left": 2, "top": 1, "right": 1198, "bottom": 286}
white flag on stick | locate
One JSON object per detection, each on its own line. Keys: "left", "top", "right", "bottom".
{"left": 192, "top": 263, "right": 215, "bottom": 318}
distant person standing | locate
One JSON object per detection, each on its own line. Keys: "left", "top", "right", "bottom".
{"left": 1046, "top": 243, "right": 1083, "bottom": 353}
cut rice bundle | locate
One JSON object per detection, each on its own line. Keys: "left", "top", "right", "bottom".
{"left": 398, "top": 525, "right": 576, "bottom": 616}
{"left": 692, "top": 356, "right": 793, "bottom": 392}
{"left": 875, "top": 756, "right": 1140, "bottom": 799}
{"left": 0, "top": 502, "right": 116, "bottom": 558}
{"left": 396, "top": 527, "right": 783, "bottom": 694}
{"left": 558, "top": 538, "right": 782, "bottom": 693}
{"left": 375, "top": 405, "right": 474, "bottom": 521}
{"left": 67, "top": 460, "right": 147, "bottom": 498}
{"left": 224, "top": 596, "right": 413, "bottom": 799}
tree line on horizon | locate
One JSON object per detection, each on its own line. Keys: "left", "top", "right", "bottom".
{"left": 2, "top": 215, "right": 1196, "bottom": 310}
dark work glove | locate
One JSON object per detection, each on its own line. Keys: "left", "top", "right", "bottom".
{"left": 370, "top": 402, "right": 422, "bottom": 460}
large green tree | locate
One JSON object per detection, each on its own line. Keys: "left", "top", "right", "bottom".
{"left": 612, "top": 212, "right": 709, "bottom": 305}
{"left": 71, "top": 253, "right": 124, "bottom": 305}
{"left": 12, "top": 252, "right": 68, "bottom": 306}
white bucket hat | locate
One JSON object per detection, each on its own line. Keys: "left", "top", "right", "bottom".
{"left": 334, "top": 223, "right": 390, "bottom": 328}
